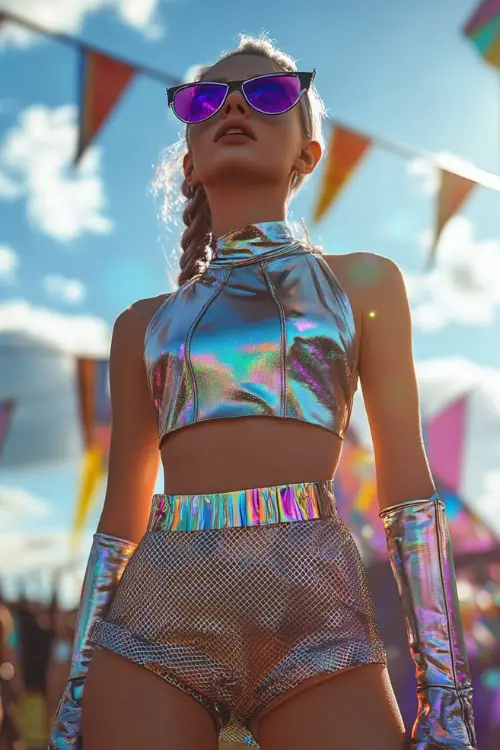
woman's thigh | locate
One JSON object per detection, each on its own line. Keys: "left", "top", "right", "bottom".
{"left": 82, "top": 648, "right": 219, "bottom": 750}
{"left": 256, "top": 664, "right": 407, "bottom": 750}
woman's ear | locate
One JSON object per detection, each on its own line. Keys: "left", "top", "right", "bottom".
{"left": 183, "top": 152, "right": 201, "bottom": 188}
{"left": 294, "top": 139, "right": 322, "bottom": 176}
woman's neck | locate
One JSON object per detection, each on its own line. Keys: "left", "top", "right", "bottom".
{"left": 206, "top": 183, "right": 288, "bottom": 240}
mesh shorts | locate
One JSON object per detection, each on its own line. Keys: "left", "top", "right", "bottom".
{"left": 91, "top": 480, "right": 386, "bottom": 746}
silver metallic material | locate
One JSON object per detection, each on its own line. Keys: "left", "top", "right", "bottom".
{"left": 144, "top": 221, "right": 358, "bottom": 447}
{"left": 48, "top": 533, "right": 137, "bottom": 749}
{"left": 92, "top": 480, "right": 387, "bottom": 746}
{"left": 380, "top": 493, "right": 477, "bottom": 749}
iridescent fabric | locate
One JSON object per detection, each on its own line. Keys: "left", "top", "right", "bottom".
{"left": 380, "top": 495, "right": 477, "bottom": 748}
{"left": 92, "top": 481, "right": 387, "bottom": 747}
{"left": 49, "top": 534, "right": 137, "bottom": 749}
{"left": 144, "top": 221, "right": 357, "bottom": 446}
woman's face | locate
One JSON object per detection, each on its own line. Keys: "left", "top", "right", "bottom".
{"left": 184, "top": 54, "right": 320, "bottom": 192}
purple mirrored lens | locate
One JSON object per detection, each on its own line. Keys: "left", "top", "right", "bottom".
{"left": 243, "top": 74, "right": 302, "bottom": 114}
{"left": 174, "top": 83, "right": 227, "bottom": 123}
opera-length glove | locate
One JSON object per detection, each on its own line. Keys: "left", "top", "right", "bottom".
{"left": 380, "top": 493, "right": 477, "bottom": 749}
{"left": 49, "top": 533, "right": 137, "bottom": 749}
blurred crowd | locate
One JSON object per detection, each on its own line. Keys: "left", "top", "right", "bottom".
{"left": 0, "top": 587, "right": 76, "bottom": 750}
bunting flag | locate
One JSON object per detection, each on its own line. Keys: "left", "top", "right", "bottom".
{"left": 0, "top": 399, "right": 15, "bottom": 462}
{"left": 464, "top": 0, "right": 500, "bottom": 70}
{"left": 434, "top": 478, "right": 498, "bottom": 555}
{"left": 335, "top": 402, "right": 498, "bottom": 563}
{"left": 76, "top": 50, "right": 136, "bottom": 163}
{"left": 424, "top": 394, "right": 469, "bottom": 494}
{"left": 428, "top": 169, "right": 477, "bottom": 266}
{"left": 313, "top": 125, "right": 372, "bottom": 223}
{"left": 73, "top": 358, "right": 111, "bottom": 544}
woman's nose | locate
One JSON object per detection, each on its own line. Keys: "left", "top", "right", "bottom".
{"left": 223, "top": 90, "right": 249, "bottom": 116}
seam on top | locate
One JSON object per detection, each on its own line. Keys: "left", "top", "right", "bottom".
{"left": 261, "top": 261, "right": 287, "bottom": 418}
{"left": 143, "top": 292, "right": 175, "bottom": 354}
{"left": 184, "top": 269, "right": 231, "bottom": 424}
{"left": 143, "top": 293, "right": 175, "bottom": 413}
{"left": 314, "top": 253, "right": 358, "bottom": 380}
{"left": 209, "top": 242, "right": 304, "bottom": 269}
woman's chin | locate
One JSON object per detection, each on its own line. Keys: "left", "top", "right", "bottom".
{"left": 205, "top": 155, "right": 277, "bottom": 184}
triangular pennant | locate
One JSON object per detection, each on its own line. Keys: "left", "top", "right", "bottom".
{"left": 0, "top": 399, "right": 15, "bottom": 462}
{"left": 77, "top": 357, "right": 97, "bottom": 449}
{"left": 428, "top": 169, "right": 477, "bottom": 266}
{"left": 313, "top": 125, "right": 372, "bottom": 223}
{"left": 76, "top": 357, "right": 111, "bottom": 451}
{"left": 72, "top": 445, "right": 106, "bottom": 548}
{"left": 468, "top": 15, "right": 500, "bottom": 64}
{"left": 434, "top": 479, "right": 499, "bottom": 554}
{"left": 424, "top": 394, "right": 469, "bottom": 495}
{"left": 76, "top": 49, "right": 136, "bottom": 163}
{"left": 464, "top": 0, "right": 500, "bottom": 35}
{"left": 485, "top": 26, "right": 500, "bottom": 66}
{"left": 73, "top": 359, "right": 111, "bottom": 545}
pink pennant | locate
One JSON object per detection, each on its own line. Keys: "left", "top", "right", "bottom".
{"left": 426, "top": 395, "right": 469, "bottom": 494}
{"left": 465, "top": 0, "right": 500, "bottom": 34}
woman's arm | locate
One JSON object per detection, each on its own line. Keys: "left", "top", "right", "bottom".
{"left": 356, "top": 254, "right": 435, "bottom": 510}
{"left": 356, "top": 254, "right": 477, "bottom": 748}
{"left": 97, "top": 296, "right": 167, "bottom": 543}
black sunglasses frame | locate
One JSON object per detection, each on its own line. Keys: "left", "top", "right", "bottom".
{"left": 166, "top": 70, "right": 316, "bottom": 124}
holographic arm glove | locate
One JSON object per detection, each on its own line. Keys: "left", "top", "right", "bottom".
{"left": 379, "top": 493, "right": 477, "bottom": 749}
{"left": 49, "top": 533, "right": 137, "bottom": 749}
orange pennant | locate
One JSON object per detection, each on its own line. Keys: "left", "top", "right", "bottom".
{"left": 76, "top": 50, "right": 136, "bottom": 163}
{"left": 313, "top": 125, "right": 372, "bottom": 223}
{"left": 77, "top": 358, "right": 96, "bottom": 449}
{"left": 429, "top": 170, "right": 477, "bottom": 266}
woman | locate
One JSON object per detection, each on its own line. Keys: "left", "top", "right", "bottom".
{"left": 50, "top": 35, "right": 476, "bottom": 750}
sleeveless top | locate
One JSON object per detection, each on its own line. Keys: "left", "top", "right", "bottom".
{"left": 144, "top": 221, "right": 358, "bottom": 446}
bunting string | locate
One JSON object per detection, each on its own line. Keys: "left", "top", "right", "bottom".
{"left": 0, "top": 9, "right": 181, "bottom": 86}
{"left": 1, "top": 10, "right": 499, "bottom": 186}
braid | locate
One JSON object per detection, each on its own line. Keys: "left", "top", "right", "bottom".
{"left": 178, "top": 181, "right": 212, "bottom": 286}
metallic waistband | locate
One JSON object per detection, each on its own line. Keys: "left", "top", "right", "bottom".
{"left": 148, "top": 480, "right": 337, "bottom": 532}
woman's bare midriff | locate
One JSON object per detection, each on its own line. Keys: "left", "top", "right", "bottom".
{"left": 160, "top": 416, "right": 344, "bottom": 495}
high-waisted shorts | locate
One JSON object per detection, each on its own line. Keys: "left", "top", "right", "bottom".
{"left": 91, "top": 480, "right": 387, "bottom": 746}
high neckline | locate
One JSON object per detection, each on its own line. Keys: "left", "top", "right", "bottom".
{"left": 210, "top": 221, "right": 299, "bottom": 264}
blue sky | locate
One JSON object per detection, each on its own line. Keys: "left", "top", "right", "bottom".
{"left": 0, "top": 0, "right": 499, "bottom": 603}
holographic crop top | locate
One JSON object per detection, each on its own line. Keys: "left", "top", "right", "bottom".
{"left": 144, "top": 221, "right": 358, "bottom": 445}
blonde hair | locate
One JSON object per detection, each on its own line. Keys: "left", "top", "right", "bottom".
{"left": 153, "top": 34, "right": 326, "bottom": 287}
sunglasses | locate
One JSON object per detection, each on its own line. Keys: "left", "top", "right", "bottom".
{"left": 166, "top": 70, "right": 316, "bottom": 124}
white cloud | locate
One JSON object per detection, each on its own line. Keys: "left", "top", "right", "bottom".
{"left": 0, "top": 0, "right": 164, "bottom": 48}
{"left": 0, "top": 528, "right": 93, "bottom": 580}
{"left": 0, "top": 298, "right": 110, "bottom": 355}
{"left": 408, "top": 151, "right": 500, "bottom": 195}
{"left": 403, "top": 217, "right": 500, "bottom": 331}
{"left": 0, "top": 244, "right": 19, "bottom": 283}
{"left": 0, "top": 299, "right": 110, "bottom": 471}
{"left": 0, "top": 105, "right": 113, "bottom": 241}
{"left": 43, "top": 274, "right": 87, "bottom": 305}
{"left": 0, "top": 486, "right": 50, "bottom": 523}
{"left": 351, "top": 357, "right": 500, "bottom": 534}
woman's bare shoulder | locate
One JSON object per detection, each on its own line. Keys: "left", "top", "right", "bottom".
{"left": 114, "top": 293, "right": 173, "bottom": 337}
{"left": 322, "top": 251, "right": 403, "bottom": 314}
